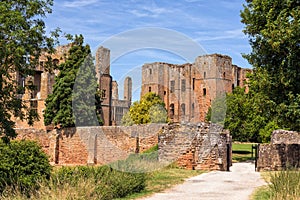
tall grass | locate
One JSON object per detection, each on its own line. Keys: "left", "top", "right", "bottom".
{"left": 1, "top": 165, "right": 146, "bottom": 200}
{"left": 268, "top": 168, "right": 300, "bottom": 200}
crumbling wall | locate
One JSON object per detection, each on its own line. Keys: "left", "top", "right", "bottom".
{"left": 257, "top": 130, "right": 300, "bottom": 171}
{"left": 158, "top": 122, "right": 231, "bottom": 171}
{"left": 15, "top": 124, "right": 163, "bottom": 166}
{"left": 15, "top": 123, "right": 231, "bottom": 171}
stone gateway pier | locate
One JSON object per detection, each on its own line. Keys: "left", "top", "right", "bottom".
{"left": 159, "top": 122, "right": 231, "bottom": 171}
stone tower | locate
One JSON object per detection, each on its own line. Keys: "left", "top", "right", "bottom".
{"left": 95, "top": 46, "right": 110, "bottom": 82}
{"left": 124, "top": 76, "right": 132, "bottom": 103}
{"left": 96, "top": 46, "right": 112, "bottom": 126}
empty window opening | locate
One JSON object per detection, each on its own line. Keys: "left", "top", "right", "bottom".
{"left": 223, "top": 72, "right": 226, "bottom": 79}
{"left": 33, "top": 71, "right": 42, "bottom": 98}
{"left": 203, "top": 88, "right": 207, "bottom": 96}
{"left": 149, "top": 68, "right": 152, "bottom": 75}
{"left": 191, "top": 103, "right": 194, "bottom": 118}
{"left": 149, "top": 87, "right": 151, "bottom": 92}
{"left": 170, "top": 104, "right": 175, "bottom": 118}
{"left": 102, "top": 90, "right": 106, "bottom": 98}
{"left": 170, "top": 80, "right": 175, "bottom": 93}
{"left": 204, "top": 72, "right": 206, "bottom": 79}
{"left": 181, "top": 104, "right": 186, "bottom": 116}
{"left": 192, "top": 78, "right": 195, "bottom": 90}
{"left": 181, "top": 79, "right": 186, "bottom": 92}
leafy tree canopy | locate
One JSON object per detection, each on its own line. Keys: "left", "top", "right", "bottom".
{"left": 44, "top": 35, "right": 103, "bottom": 128}
{"left": 0, "top": 0, "right": 59, "bottom": 141}
{"left": 224, "top": 0, "right": 300, "bottom": 142}
{"left": 121, "top": 92, "right": 167, "bottom": 126}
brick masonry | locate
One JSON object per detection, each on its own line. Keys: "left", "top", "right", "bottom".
{"left": 257, "top": 130, "right": 300, "bottom": 171}
{"left": 158, "top": 122, "right": 232, "bottom": 171}
{"left": 15, "top": 123, "right": 231, "bottom": 171}
{"left": 15, "top": 124, "right": 163, "bottom": 166}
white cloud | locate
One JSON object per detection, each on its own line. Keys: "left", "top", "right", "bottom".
{"left": 63, "top": 0, "right": 99, "bottom": 8}
{"left": 196, "top": 29, "right": 245, "bottom": 41}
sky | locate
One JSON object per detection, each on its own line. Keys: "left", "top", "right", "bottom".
{"left": 45, "top": 0, "right": 252, "bottom": 101}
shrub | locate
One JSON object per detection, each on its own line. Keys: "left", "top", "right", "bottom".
{"left": 0, "top": 140, "right": 51, "bottom": 194}
{"left": 259, "top": 121, "right": 280, "bottom": 143}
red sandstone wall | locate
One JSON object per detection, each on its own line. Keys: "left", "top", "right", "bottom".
{"left": 15, "top": 124, "right": 163, "bottom": 166}
{"left": 159, "top": 122, "right": 231, "bottom": 171}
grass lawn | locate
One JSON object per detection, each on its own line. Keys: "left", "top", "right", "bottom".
{"left": 117, "top": 164, "right": 204, "bottom": 199}
{"left": 232, "top": 143, "right": 257, "bottom": 162}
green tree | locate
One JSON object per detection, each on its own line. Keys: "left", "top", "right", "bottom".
{"left": 241, "top": 0, "right": 300, "bottom": 133}
{"left": 44, "top": 35, "right": 102, "bottom": 128}
{"left": 0, "top": 0, "right": 58, "bottom": 141}
{"left": 224, "top": 87, "right": 250, "bottom": 141}
{"left": 205, "top": 94, "right": 227, "bottom": 125}
{"left": 121, "top": 92, "right": 167, "bottom": 125}
{"left": 73, "top": 50, "right": 103, "bottom": 126}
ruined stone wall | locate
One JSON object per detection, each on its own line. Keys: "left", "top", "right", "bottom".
{"left": 158, "top": 122, "right": 231, "bottom": 171}
{"left": 14, "top": 45, "right": 70, "bottom": 130}
{"left": 257, "top": 130, "right": 300, "bottom": 171}
{"left": 15, "top": 123, "right": 231, "bottom": 171}
{"left": 15, "top": 124, "right": 164, "bottom": 166}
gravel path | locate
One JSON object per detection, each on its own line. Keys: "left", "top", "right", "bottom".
{"left": 139, "top": 162, "right": 266, "bottom": 200}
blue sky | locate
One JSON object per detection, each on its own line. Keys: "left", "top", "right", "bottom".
{"left": 45, "top": 0, "right": 252, "bottom": 101}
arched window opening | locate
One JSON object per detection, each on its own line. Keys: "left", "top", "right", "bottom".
{"left": 170, "top": 104, "right": 175, "bottom": 118}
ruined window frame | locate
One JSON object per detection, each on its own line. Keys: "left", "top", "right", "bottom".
{"left": 181, "top": 79, "right": 186, "bottom": 92}
{"left": 170, "top": 80, "right": 175, "bottom": 93}
{"left": 181, "top": 103, "right": 185, "bottom": 116}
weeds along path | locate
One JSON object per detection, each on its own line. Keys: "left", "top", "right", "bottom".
{"left": 139, "top": 162, "right": 266, "bottom": 200}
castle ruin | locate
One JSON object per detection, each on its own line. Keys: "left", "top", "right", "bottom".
{"left": 141, "top": 54, "right": 251, "bottom": 122}
{"left": 14, "top": 45, "right": 132, "bottom": 129}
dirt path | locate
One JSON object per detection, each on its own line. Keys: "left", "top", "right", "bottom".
{"left": 139, "top": 162, "right": 266, "bottom": 200}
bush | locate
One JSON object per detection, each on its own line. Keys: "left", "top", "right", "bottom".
{"left": 0, "top": 140, "right": 51, "bottom": 194}
{"left": 259, "top": 121, "right": 280, "bottom": 143}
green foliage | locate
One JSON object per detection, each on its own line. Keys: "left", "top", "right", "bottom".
{"left": 252, "top": 186, "right": 271, "bottom": 200}
{"left": 73, "top": 49, "right": 103, "bottom": 126}
{"left": 149, "top": 104, "right": 168, "bottom": 123}
{"left": 205, "top": 94, "right": 227, "bottom": 125}
{"left": 0, "top": 140, "right": 51, "bottom": 194}
{"left": 44, "top": 35, "right": 102, "bottom": 127}
{"left": 259, "top": 121, "right": 280, "bottom": 143}
{"left": 0, "top": 0, "right": 59, "bottom": 140}
{"left": 225, "top": 87, "right": 255, "bottom": 141}
{"left": 122, "top": 92, "right": 167, "bottom": 125}
{"left": 230, "top": 0, "right": 300, "bottom": 142}
{"left": 121, "top": 111, "right": 134, "bottom": 126}
{"left": 142, "top": 144, "right": 158, "bottom": 154}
